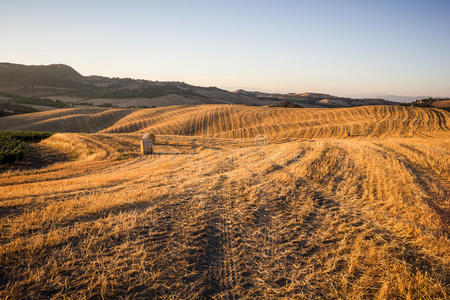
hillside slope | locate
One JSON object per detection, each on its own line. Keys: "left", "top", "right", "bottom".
{"left": 235, "top": 90, "right": 398, "bottom": 107}
{"left": 0, "top": 63, "right": 269, "bottom": 107}
{"left": 0, "top": 63, "right": 408, "bottom": 109}
{"left": 1, "top": 105, "right": 448, "bottom": 139}
{"left": 0, "top": 63, "right": 83, "bottom": 88}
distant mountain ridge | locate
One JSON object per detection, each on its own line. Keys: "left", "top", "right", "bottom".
{"left": 0, "top": 62, "right": 270, "bottom": 107}
{"left": 0, "top": 62, "right": 407, "bottom": 114}
{"left": 0, "top": 63, "right": 83, "bottom": 88}
{"left": 233, "top": 90, "right": 398, "bottom": 108}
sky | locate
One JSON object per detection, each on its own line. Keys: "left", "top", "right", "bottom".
{"left": 1, "top": 0, "right": 449, "bottom": 97}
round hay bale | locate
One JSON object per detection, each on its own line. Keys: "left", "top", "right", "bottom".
{"left": 142, "top": 133, "right": 156, "bottom": 143}
{"left": 141, "top": 139, "right": 154, "bottom": 155}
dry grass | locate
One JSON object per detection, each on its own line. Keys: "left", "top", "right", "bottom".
{"left": 0, "top": 105, "right": 449, "bottom": 299}
{"left": 0, "top": 105, "right": 448, "bottom": 139}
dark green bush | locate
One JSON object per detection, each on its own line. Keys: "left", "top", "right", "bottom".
{"left": 0, "top": 137, "right": 28, "bottom": 163}
{"left": 0, "top": 131, "right": 53, "bottom": 142}
{"left": 0, "top": 131, "right": 53, "bottom": 163}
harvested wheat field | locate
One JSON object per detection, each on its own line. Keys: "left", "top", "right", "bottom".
{"left": 0, "top": 105, "right": 449, "bottom": 299}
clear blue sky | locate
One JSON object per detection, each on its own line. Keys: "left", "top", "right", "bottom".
{"left": 1, "top": 0, "right": 449, "bottom": 97}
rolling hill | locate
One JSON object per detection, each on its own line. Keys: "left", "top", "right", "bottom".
{"left": 235, "top": 90, "right": 399, "bottom": 108}
{"left": 0, "top": 105, "right": 448, "bottom": 139}
{"left": 0, "top": 63, "right": 403, "bottom": 114}
{"left": 0, "top": 63, "right": 273, "bottom": 110}
{"left": 0, "top": 63, "right": 83, "bottom": 88}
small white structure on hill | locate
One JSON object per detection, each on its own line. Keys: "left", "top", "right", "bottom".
{"left": 141, "top": 133, "right": 155, "bottom": 155}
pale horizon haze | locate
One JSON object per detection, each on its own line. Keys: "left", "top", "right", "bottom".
{"left": 1, "top": 0, "right": 449, "bottom": 98}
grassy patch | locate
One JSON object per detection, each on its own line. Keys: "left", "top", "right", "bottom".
{"left": 64, "top": 86, "right": 172, "bottom": 99}
{"left": 0, "top": 92, "right": 68, "bottom": 108}
{"left": 0, "top": 99, "right": 39, "bottom": 116}
{"left": 13, "top": 97, "right": 67, "bottom": 108}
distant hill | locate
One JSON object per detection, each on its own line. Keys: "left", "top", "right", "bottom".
{"left": 0, "top": 63, "right": 83, "bottom": 88}
{"left": 234, "top": 90, "right": 397, "bottom": 108}
{"left": 0, "top": 63, "right": 272, "bottom": 112}
{"left": 0, "top": 62, "right": 410, "bottom": 115}
{"left": 346, "top": 93, "right": 419, "bottom": 103}
{"left": 410, "top": 97, "right": 450, "bottom": 111}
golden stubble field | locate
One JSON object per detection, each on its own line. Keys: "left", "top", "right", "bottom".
{"left": 0, "top": 105, "right": 449, "bottom": 299}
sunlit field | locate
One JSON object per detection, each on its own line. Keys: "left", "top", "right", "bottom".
{"left": 0, "top": 105, "right": 449, "bottom": 298}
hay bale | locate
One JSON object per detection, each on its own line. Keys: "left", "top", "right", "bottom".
{"left": 141, "top": 133, "right": 156, "bottom": 155}
{"left": 141, "top": 140, "right": 154, "bottom": 155}
{"left": 142, "top": 133, "right": 156, "bottom": 143}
